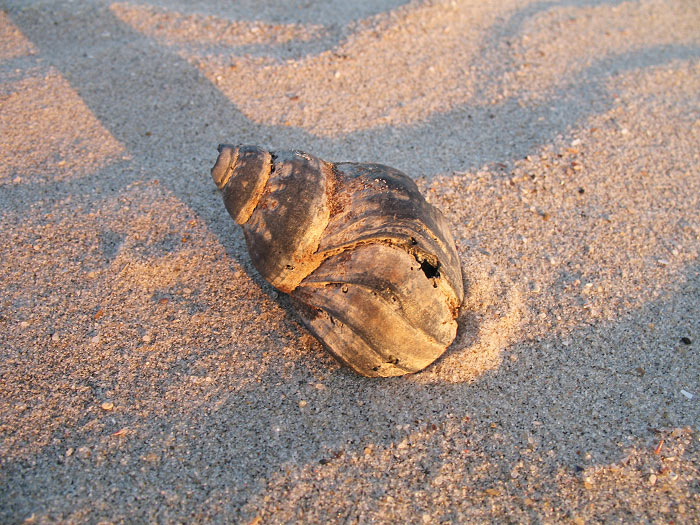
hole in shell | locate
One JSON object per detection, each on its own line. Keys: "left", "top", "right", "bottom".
{"left": 420, "top": 260, "right": 440, "bottom": 279}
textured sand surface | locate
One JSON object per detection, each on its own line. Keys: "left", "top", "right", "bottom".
{"left": 1, "top": 0, "right": 699, "bottom": 522}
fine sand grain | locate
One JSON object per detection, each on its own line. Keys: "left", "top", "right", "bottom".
{"left": 1, "top": 0, "right": 699, "bottom": 522}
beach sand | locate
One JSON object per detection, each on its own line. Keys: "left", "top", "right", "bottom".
{"left": 1, "top": 0, "right": 699, "bottom": 522}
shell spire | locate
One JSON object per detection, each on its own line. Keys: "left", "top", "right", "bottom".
{"left": 211, "top": 144, "right": 272, "bottom": 225}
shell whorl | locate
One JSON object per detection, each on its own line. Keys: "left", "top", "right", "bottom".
{"left": 213, "top": 145, "right": 464, "bottom": 377}
{"left": 211, "top": 144, "right": 271, "bottom": 225}
{"left": 214, "top": 146, "right": 332, "bottom": 293}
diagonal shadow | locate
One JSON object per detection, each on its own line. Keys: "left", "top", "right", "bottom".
{"left": 340, "top": 42, "right": 700, "bottom": 177}
{"left": 96, "top": 0, "right": 698, "bottom": 179}
{"left": 109, "top": 0, "right": 414, "bottom": 61}
{"left": 128, "top": 0, "right": 412, "bottom": 26}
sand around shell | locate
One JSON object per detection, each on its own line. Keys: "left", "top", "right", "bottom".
{"left": 1, "top": 0, "right": 699, "bottom": 522}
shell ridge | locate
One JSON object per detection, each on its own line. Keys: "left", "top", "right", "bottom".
{"left": 281, "top": 158, "right": 339, "bottom": 291}
{"left": 294, "top": 279, "right": 447, "bottom": 349}
{"left": 217, "top": 145, "right": 273, "bottom": 225}
{"left": 292, "top": 295, "right": 398, "bottom": 365}
{"left": 217, "top": 147, "right": 239, "bottom": 190}
{"left": 294, "top": 284, "right": 447, "bottom": 373}
{"left": 317, "top": 229, "right": 460, "bottom": 309}
{"left": 320, "top": 162, "right": 462, "bottom": 304}
{"left": 297, "top": 243, "right": 457, "bottom": 346}
{"left": 293, "top": 292, "right": 426, "bottom": 375}
{"left": 243, "top": 150, "right": 331, "bottom": 292}
{"left": 236, "top": 151, "right": 272, "bottom": 225}
{"left": 294, "top": 304, "right": 414, "bottom": 376}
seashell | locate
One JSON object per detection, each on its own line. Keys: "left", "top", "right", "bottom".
{"left": 211, "top": 144, "right": 464, "bottom": 377}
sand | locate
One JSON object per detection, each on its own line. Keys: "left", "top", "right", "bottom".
{"left": 1, "top": 0, "right": 699, "bottom": 522}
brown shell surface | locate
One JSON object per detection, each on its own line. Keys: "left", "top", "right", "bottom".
{"left": 213, "top": 145, "right": 464, "bottom": 377}
{"left": 218, "top": 145, "right": 271, "bottom": 225}
{"left": 318, "top": 162, "right": 463, "bottom": 312}
{"left": 241, "top": 150, "right": 331, "bottom": 293}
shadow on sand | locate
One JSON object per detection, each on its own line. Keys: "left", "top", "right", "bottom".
{"left": 2, "top": 0, "right": 699, "bottom": 521}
